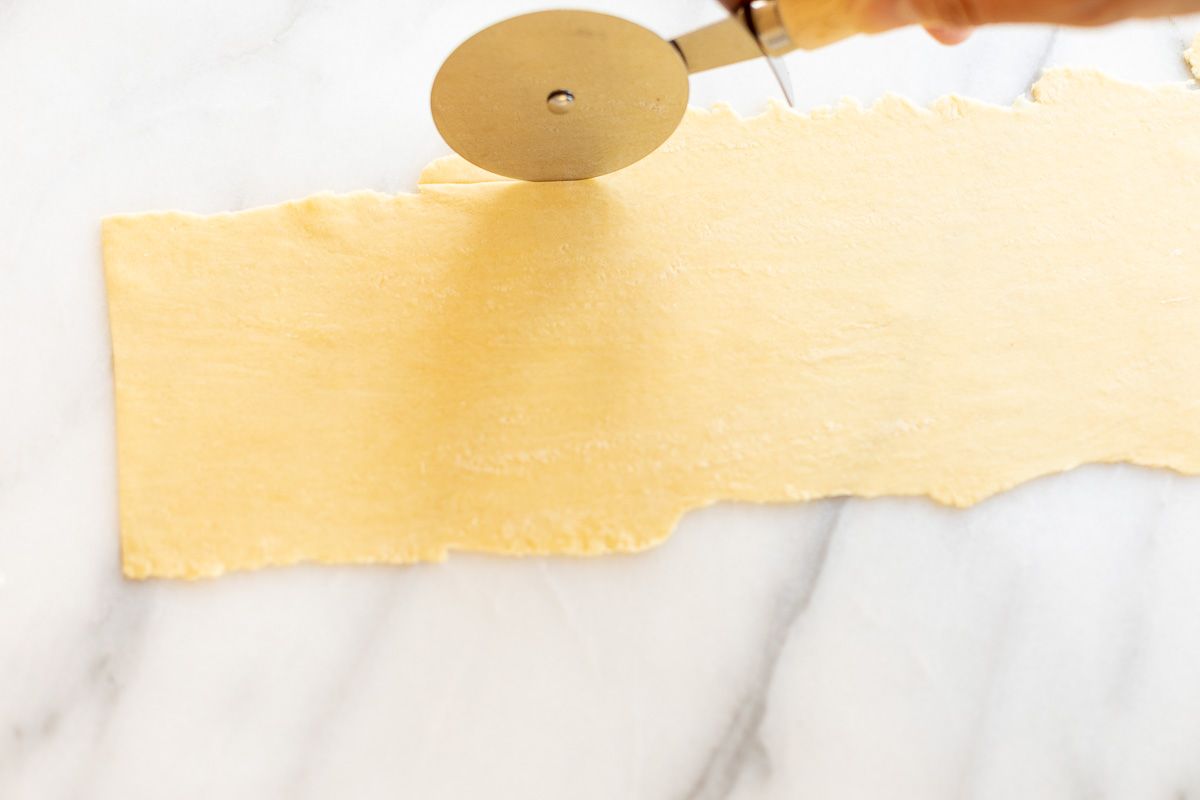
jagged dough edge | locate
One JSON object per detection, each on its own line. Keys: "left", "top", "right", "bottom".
{"left": 99, "top": 67, "right": 1199, "bottom": 218}
{"left": 417, "top": 67, "right": 1198, "bottom": 186}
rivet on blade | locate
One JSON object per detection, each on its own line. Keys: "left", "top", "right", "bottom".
{"left": 546, "top": 90, "right": 575, "bottom": 114}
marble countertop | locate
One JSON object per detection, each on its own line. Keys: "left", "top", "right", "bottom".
{"left": 5, "top": 1, "right": 1200, "bottom": 797}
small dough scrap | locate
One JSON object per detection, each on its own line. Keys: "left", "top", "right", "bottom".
{"left": 105, "top": 69, "right": 1200, "bottom": 578}
{"left": 1187, "top": 33, "right": 1200, "bottom": 78}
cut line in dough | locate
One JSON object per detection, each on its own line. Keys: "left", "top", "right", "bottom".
{"left": 105, "top": 56, "right": 1200, "bottom": 578}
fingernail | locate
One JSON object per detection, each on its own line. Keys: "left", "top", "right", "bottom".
{"left": 925, "top": 25, "right": 974, "bottom": 45}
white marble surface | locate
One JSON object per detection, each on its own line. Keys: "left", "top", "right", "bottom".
{"left": 4, "top": 1, "right": 1200, "bottom": 797}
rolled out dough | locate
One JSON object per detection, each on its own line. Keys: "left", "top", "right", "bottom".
{"left": 105, "top": 64, "right": 1200, "bottom": 578}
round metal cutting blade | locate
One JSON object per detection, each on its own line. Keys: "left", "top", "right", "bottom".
{"left": 430, "top": 10, "right": 690, "bottom": 182}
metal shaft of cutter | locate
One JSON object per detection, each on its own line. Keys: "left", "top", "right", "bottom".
{"left": 670, "top": 1, "right": 796, "bottom": 105}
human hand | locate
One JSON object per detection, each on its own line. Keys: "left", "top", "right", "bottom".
{"left": 868, "top": 0, "right": 1200, "bottom": 44}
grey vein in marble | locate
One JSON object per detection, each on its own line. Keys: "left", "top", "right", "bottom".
{"left": 682, "top": 501, "right": 845, "bottom": 800}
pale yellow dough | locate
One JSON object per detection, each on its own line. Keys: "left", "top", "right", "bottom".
{"left": 105, "top": 67, "right": 1200, "bottom": 578}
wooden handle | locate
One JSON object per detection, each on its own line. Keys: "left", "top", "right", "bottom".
{"left": 774, "top": 0, "right": 871, "bottom": 50}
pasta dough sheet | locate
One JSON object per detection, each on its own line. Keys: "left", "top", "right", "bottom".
{"left": 105, "top": 67, "right": 1200, "bottom": 578}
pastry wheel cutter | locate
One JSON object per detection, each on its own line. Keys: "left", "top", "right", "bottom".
{"left": 431, "top": 0, "right": 860, "bottom": 182}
